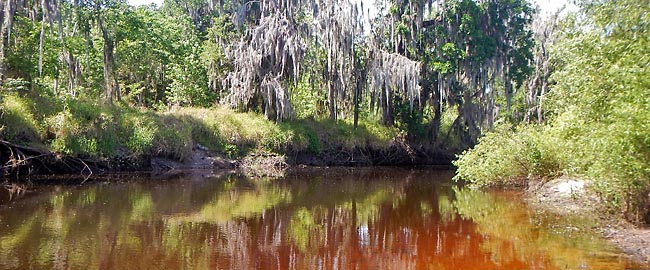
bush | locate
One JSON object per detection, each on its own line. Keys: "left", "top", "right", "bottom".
{"left": 453, "top": 123, "right": 565, "bottom": 187}
{"left": 126, "top": 118, "right": 156, "bottom": 154}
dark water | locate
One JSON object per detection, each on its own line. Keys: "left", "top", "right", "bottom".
{"left": 0, "top": 168, "right": 646, "bottom": 270}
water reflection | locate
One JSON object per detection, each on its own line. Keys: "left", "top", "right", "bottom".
{"left": 0, "top": 168, "right": 644, "bottom": 270}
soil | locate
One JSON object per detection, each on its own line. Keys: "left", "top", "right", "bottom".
{"left": 601, "top": 224, "right": 650, "bottom": 264}
{"left": 151, "top": 145, "right": 237, "bottom": 171}
{"left": 2, "top": 138, "right": 454, "bottom": 179}
{"left": 150, "top": 146, "right": 287, "bottom": 178}
{"left": 527, "top": 178, "right": 650, "bottom": 264}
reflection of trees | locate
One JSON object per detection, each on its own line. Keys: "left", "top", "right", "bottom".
{"left": 167, "top": 186, "right": 291, "bottom": 223}
{"left": 0, "top": 172, "right": 290, "bottom": 270}
{"left": 450, "top": 187, "right": 629, "bottom": 270}
{"left": 0, "top": 169, "right": 636, "bottom": 270}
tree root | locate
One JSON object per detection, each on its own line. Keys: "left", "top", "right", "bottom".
{"left": 0, "top": 140, "right": 103, "bottom": 181}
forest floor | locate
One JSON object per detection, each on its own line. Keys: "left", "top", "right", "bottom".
{"left": 527, "top": 178, "right": 650, "bottom": 264}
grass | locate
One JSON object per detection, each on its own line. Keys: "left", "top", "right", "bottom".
{"left": 0, "top": 94, "right": 45, "bottom": 145}
{"left": 1, "top": 92, "right": 399, "bottom": 162}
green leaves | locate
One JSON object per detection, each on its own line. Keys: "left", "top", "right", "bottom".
{"left": 456, "top": 0, "right": 650, "bottom": 224}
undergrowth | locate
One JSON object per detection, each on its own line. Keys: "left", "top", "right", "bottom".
{"left": 453, "top": 123, "right": 565, "bottom": 187}
{"left": 454, "top": 120, "right": 650, "bottom": 224}
{"left": 1, "top": 92, "right": 398, "bottom": 162}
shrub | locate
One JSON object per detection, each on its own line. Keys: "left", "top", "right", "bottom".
{"left": 126, "top": 118, "right": 156, "bottom": 154}
{"left": 453, "top": 123, "right": 565, "bottom": 187}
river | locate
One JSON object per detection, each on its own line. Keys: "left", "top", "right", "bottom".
{"left": 0, "top": 168, "right": 646, "bottom": 270}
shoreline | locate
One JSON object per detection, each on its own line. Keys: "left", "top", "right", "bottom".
{"left": 1, "top": 140, "right": 455, "bottom": 180}
{"left": 525, "top": 178, "right": 650, "bottom": 264}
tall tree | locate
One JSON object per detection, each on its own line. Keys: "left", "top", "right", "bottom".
{"left": 94, "top": 0, "right": 126, "bottom": 103}
{"left": 0, "top": 0, "right": 17, "bottom": 81}
{"left": 382, "top": 0, "right": 534, "bottom": 144}
{"left": 522, "top": 7, "right": 562, "bottom": 124}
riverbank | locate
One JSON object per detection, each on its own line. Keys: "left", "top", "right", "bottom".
{"left": 526, "top": 178, "right": 650, "bottom": 264}
{"left": 0, "top": 92, "right": 454, "bottom": 178}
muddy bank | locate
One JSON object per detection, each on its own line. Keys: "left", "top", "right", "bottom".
{"left": 526, "top": 178, "right": 650, "bottom": 264}
{"left": 288, "top": 144, "right": 453, "bottom": 166}
{"left": 151, "top": 144, "right": 453, "bottom": 177}
{"left": 2, "top": 139, "right": 454, "bottom": 180}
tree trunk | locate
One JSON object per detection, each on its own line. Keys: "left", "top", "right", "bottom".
{"left": 353, "top": 70, "right": 361, "bottom": 128}
{"left": 99, "top": 19, "right": 119, "bottom": 103}
{"left": 538, "top": 78, "right": 547, "bottom": 124}
{"left": 431, "top": 86, "right": 441, "bottom": 142}
{"left": 462, "top": 88, "right": 480, "bottom": 145}
{"left": 504, "top": 48, "right": 513, "bottom": 113}
{"left": 382, "top": 83, "right": 394, "bottom": 126}
{"left": 38, "top": 15, "right": 44, "bottom": 76}
{"left": 328, "top": 78, "right": 337, "bottom": 120}
{"left": 52, "top": 2, "right": 78, "bottom": 93}
{"left": 0, "top": 0, "right": 16, "bottom": 81}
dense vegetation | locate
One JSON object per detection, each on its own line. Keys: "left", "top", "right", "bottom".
{"left": 0, "top": 0, "right": 647, "bottom": 222}
{"left": 0, "top": 92, "right": 401, "bottom": 165}
{"left": 0, "top": 0, "right": 534, "bottom": 157}
{"left": 454, "top": 0, "right": 650, "bottom": 224}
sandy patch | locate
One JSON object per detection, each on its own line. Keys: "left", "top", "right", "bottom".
{"left": 527, "top": 178, "right": 650, "bottom": 264}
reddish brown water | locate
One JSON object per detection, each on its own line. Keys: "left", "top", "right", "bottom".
{"left": 0, "top": 168, "right": 646, "bottom": 270}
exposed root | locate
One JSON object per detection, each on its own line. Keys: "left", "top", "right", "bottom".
{"left": 0, "top": 140, "right": 102, "bottom": 181}
{"left": 288, "top": 140, "right": 452, "bottom": 167}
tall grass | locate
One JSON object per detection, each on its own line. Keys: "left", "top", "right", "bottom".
{"left": 1, "top": 92, "right": 399, "bottom": 162}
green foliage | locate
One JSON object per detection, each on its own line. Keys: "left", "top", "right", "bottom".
{"left": 201, "top": 16, "right": 235, "bottom": 98}
{"left": 126, "top": 118, "right": 156, "bottom": 154}
{"left": 222, "top": 143, "right": 239, "bottom": 158}
{"left": 290, "top": 74, "right": 326, "bottom": 119}
{"left": 3, "top": 78, "right": 31, "bottom": 92}
{"left": 0, "top": 94, "right": 44, "bottom": 144}
{"left": 392, "top": 95, "right": 427, "bottom": 140}
{"left": 283, "top": 118, "right": 398, "bottom": 152}
{"left": 165, "top": 18, "right": 212, "bottom": 107}
{"left": 0, "top": 0, "right": 537, "bottom": 160}
{"left": 546, "top": 0, "right": 650, "bottom": 221}
{"left": 438, "top": 106, "right": 461, "bottom": 149}
{"left": 154, "top": 116, "right": 193, "bottom": 160}
{"left": 456, "top": 0, "right": 650, "bottom": 223}
{"left": 51, "top": 135, "right": 99, "bottom": 156}
{"left": 47, "top": 100, "right": 114, "bottom": 156}
{"left": 453, "top": 124, "right": 565, "bottom": 186}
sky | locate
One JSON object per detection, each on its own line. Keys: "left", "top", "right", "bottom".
{"left": 534, "top": 0, "right": 577, "bottom": 16}
{"left": 128, "top": 0, "right": 573, "bottom": 15}
{"left": 127, "top": 0, "right": 162, "bottom": 6}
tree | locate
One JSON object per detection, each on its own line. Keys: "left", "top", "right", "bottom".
{"left": 0, "top": 0, "right": 17, "bottom": 82}
{"left": 547, "top": 0, "right": 650, "bottom": 221}
{"left": 94, "top": 0, "right": 131, "bottom": 103}
{"left": 388, "top": 0, "right": 535, "bottom": 144}
{"left": 522, "top": 7, "right": 563, "bottom": 124}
